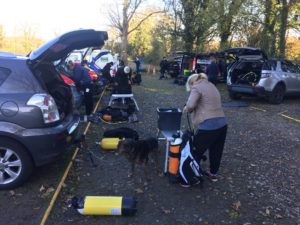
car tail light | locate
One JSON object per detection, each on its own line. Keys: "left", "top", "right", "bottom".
{"left": 192, "top": 57, "right": 196, "bottom": 71}
{"left": 89, "top": 70, "right": 98, "bottom": 81}
{"left": 261, "top": 72, "right": 272, "bottom": 78}
{"left": 61, "top": 74, "right": 75, "bottom": 86}
{"left": 27, "top": 94, "right": 60, "bottom": 123}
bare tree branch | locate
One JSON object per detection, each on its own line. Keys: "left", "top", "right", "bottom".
{"left": 128, "top": 0, "right": 143, "bottom": 22}
{"left": 108, "top": 1, "right": 123, "bottom": 31}
{"left": 128, "top": 10, "right": 164, "bottom": 34}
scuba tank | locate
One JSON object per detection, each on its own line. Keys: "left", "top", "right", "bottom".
{"left": 71, "top": 196, "right": 137, "bottom": 216}
{"left": 168, "top": 136, "right": 182, "bottom": 183}
{"left": 97, "top": 138, "right": 120, "bottom": 150}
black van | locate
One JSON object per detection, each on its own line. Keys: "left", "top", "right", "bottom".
{"left": 167, "top": 51, "right": 195, "bottom": 78}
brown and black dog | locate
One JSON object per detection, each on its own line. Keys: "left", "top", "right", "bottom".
{"left": 117, "top": 137, "right": 159, "bottom": 180}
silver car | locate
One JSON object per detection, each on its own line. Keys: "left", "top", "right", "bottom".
{"left": 226, "top": 47, "right": 300, "bottom": 104}
{"left": 0, "top": 29, "right": 108, "bottom": 189}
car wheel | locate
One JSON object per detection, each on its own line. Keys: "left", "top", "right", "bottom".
{"left": 0, "top": 138, "right": 33, "bottom": 190}
{"left": 228, "top": 90, "right": 241, "bottom": 100}
{"left": 268, "top": 84, "right": 285, "bottom": 104}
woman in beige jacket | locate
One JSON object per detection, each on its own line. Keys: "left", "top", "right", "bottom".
{"left": 183, "top": 73, "right": 227, "bottom": 182}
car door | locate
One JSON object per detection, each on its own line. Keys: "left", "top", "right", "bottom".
{"left": 295, "top": 63, "right": 300, "bottom": 93}
{"left": 29, "top": 29, "right": 108, "bottom": 63}
{"left": 287, "top": 61, "right": 300, "bottom": 93}
{"left": 280, "top": 61, "right": 300, "bottom": 93}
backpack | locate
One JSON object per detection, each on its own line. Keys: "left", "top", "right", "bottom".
{"left": 178, "top": 130, "right": 203, "bottom": 185}
{"left": 178, "top": 113, "right": 204, "bottom": 186}
{"left": 99, "top": 107, "right": 129, "bottom": 122}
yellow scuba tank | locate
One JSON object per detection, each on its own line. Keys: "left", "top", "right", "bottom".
{"left": 98, "top": 138, "right": 120, "bottom": 150}
{"left": 71, "top": 196, "right": 137, "bottom": 216}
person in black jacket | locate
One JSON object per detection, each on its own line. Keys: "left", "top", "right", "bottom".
{"left": 102, "top": 62, "right": 114, "bottom": 83}
{"left": 131, "top": 71, "right": 142, "bottom": 85}
{"left": 159, "top": 57, "right": 168, "bottom": 80}
{"left": 206, "top": 56, "right": 220, "bottom": 85}
{"left": 67, "top": 60, "right": 94, "bottom": 118}
{"left": 134, "top": 57, "right": 141, "bottom": 74}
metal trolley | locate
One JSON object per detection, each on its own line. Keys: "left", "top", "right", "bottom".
{"left": 156, "top": 108, "right": 182, "bottom": 174}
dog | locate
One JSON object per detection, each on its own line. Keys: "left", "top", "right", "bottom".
{"left": 103, "top": 127, "right": 139, "bottom": 140}
{"left": 117, "top": 137, "right": 159, "bottom": 180}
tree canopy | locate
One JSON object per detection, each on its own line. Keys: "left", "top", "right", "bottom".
{"left": 0, "top": 0, "right": 299, "bottom": 62}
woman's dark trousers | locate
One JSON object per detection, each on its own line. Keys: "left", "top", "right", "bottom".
{"left": 193, "top": 125, "right": 227, "bottom": 174}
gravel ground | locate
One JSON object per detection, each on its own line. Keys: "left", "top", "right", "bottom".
{"left": 0, "top": 74, "right": 299, "bottom": 225}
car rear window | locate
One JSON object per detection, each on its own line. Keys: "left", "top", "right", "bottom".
{"left": 0, "top": 67, "right": 11, "bottom": 87}
{"left": 262, "top": 60, "right": 276, "bottom": 70}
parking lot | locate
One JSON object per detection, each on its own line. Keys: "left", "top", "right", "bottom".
{"left": 0, "top": 75, "right": 299, "bottom": 225}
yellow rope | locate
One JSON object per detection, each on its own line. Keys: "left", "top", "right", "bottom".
{"left": 40, "top": 86, "right": 106, "bottom": 225}
{"left": 279, "top": 113, "right": 300, "bottom": 124}
{"left": 250, "top": 106, "right": 267, "bottom": 112}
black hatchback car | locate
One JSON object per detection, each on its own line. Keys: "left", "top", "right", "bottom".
{"left": 0, "top": 29, "right": 108, "bottom": 189}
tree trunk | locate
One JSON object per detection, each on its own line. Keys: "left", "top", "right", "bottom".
{"left": 270, "top": 31, "right": 277, "bottom": 57}
{"left": 184, "top": 30, "right": 194, "bottom": 52}
{"left": 217, "top": 0, "right": 242, "bottom": 50}
{"left": 181, "top": 0, "right": 196, "bottom": 52}
{"left": 121, "top": 0, "right": 129, "bottom": 63}
{"left": 220, "top": 30, "right": 230, "bottom": 50}
{"left": 121, "top": 31, "right": 128, "bottom": 63}
{"left": 261, "top": 0, "right": 272, "bottom": 54}
{"left": 279, "top": 0, "right": 289, "bottom": 59}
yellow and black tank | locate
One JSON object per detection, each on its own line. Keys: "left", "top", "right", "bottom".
{"left": 72, "top": 196, "right": 137, "bottom": 216}
{"left": 98, "top": 138, "right": 120, "bottom": 150}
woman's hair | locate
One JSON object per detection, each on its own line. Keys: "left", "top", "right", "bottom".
{"left": 186, "top": 73, "right": 208, "bottom": 91}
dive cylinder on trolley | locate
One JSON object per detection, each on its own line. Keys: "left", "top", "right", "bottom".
{"left": 72, "top": 196, "right": 137, "bottom": 216}
{"left": 97, "top": 138, "right": 120, "bottom": 150}
{"left": 168, "top": 137, "right": 182, "bottom": 183}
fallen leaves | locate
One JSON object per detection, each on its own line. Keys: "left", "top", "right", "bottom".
{"left": 162, "top": 208, "right": 171, "bottom": 214}
{"left": 9, "top": 190, "right": 22, "bottom": 197}
{"left": 274, "top": 214, "right": 283, "bottom": 219}
{"left": 40, "top": 186, "right": 55, "bottom": 198}
{"left": 272, "top": 159, "right": 280, "bottom": 164}
{"left": 161, "top": 207, "right": 171, "bottom": 214}
{"left": 229, "top": 210, "right": 238, "bottom": 220}
{"left": 232, "top": 201, "right": 241, "bottom": 212}
{"left": 229, "top": 201, "right": 241, "bottom": 220}
{"left": 134, "top": 188, "right": 144, "bottom": 194}
{"left": 39, "top": 185, "right": 45, "bottom": 192}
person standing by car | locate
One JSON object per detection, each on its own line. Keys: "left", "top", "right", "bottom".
{"left": 206, "top": 56, "right": 220, "bottom": 85}
{"left": 183, "top": 73, "right": 227, "bottom": 182}
{"left": 102, "top": 61, "right": 114, "bottom": 84}
{"left": 134, "top": 57, "right": 141, "bottom": 74}
{"left": 159, "top": 57, "right": 168, "bottom": 80}
{"left": 67, "top": 60, "right": 94, "bottom": 120}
